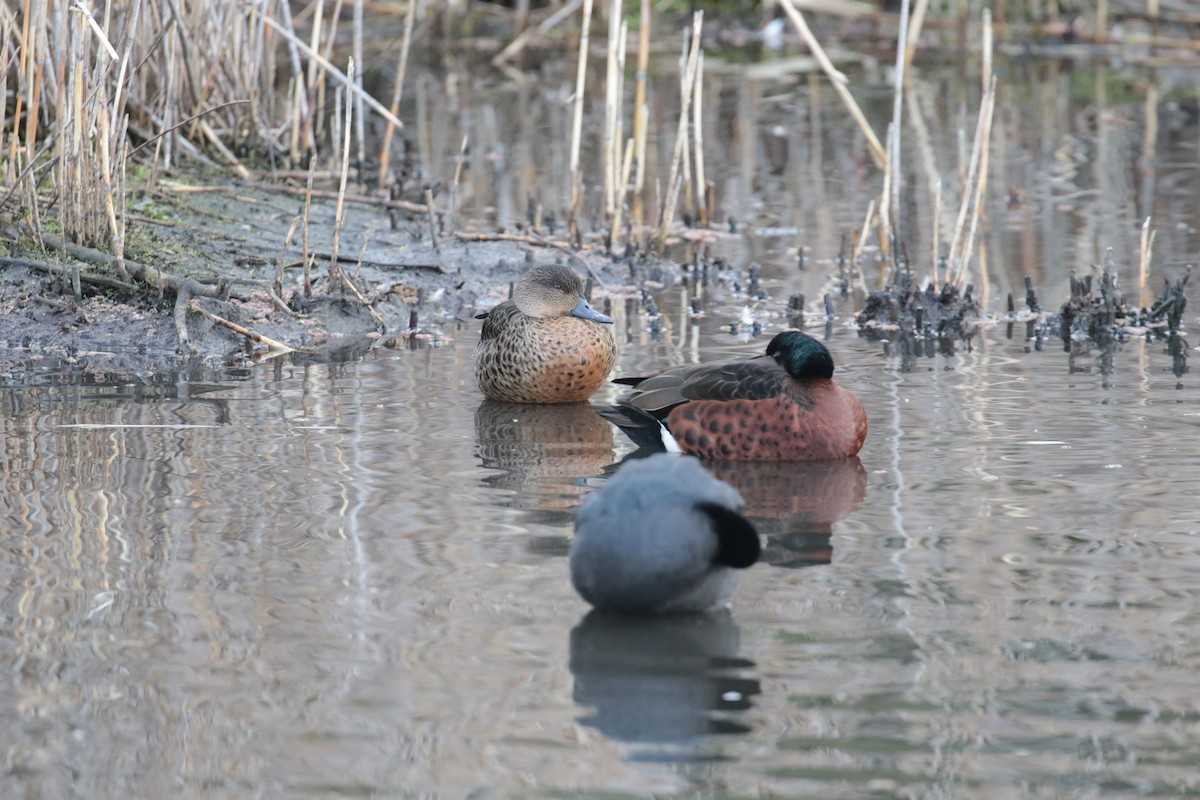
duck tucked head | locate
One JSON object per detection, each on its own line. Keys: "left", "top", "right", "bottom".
{"left": 766, "top": 329, "right": 835, "bottom": 380}
{"left": 569, "top": 454, "right": 761, "bottom": 614}
{"left": 514, "top": 264, "right": 613, "bottom": 324}
{"left": 598, "top": 329, "right": 865, "bottom": 460}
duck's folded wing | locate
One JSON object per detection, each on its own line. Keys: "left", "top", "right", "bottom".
{"left": 676, "top": 359, "right": 791, "bottom": 403}
{"left": 477, "top": 301, "right": 520, "bottom": 341}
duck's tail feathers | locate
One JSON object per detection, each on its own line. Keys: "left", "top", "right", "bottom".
{"left": 697, "top": 503, "right": 761, "bottom": 568}
{"left": 595, "top": 404, "right": 681, "bottom": 453}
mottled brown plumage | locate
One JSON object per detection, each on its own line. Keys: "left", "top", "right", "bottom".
{"left": 601, "top": 330, "right": 867, "bottom": 461}
{"left": 474, "top": 264, "right": 616, "bottom": 404}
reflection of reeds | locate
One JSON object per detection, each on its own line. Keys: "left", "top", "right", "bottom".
{"left": 781, "top": 0, "right": 995, "bottom": 300}
{"left": 7, "top": 0, "right": 1189, "bottom": 278}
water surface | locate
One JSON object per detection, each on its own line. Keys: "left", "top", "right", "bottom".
{"left": 4, "top": 52, "right": 1200, "bottom": 799}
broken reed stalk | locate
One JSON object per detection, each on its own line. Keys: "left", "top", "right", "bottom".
{"left": 615, "top": 20, "right": 628, "bottom": 211}
{"left": 260, "top": 14, "right": 406, "bottom": 133}
{"left": 946, "top": 10, "right": 995, "bottom": 288}
{"left": 492, "top": 0, "right": 585, "bottom": 65}
{"left": 882, "top": 0, "right": 913, "bottom": 259}
{"left": 424, "top": 185, "right": 440, "bottom": 249}
{"left": 0, "top": 17, "right": 9, "bottom": 181}
{"left": 904, "top": 0, "right": 931, "bottom": 67}
{"left": 603, "top": 2, "right": 622, "bottom": 218}
{"left": 304, "top": 0, "right": 327, "bottom": 151}
{"left": 854, "top": 198, "right": 876, "bottom": 293}
{"left": 611, "top": 137, "right": 635, "bottom": 251}
{"left": 329, "top": 57, "right": 354, "bottom": 293}
{"left": 271, "top": 0, "right": 307, "bottom": 164}
{"left": 1138, "top": 216, "right": 1155, "bottom": 306}
{"left": 304, "top": 154, "right": 317, "bottom": 296}
{"left": 97, "top": 95, "right": 128, "bottom": 279}
{"left": 677, "top": 32, "right": 694, "bottom": 224}
{"left": 631, "top": 0, "right": 651, "bottom": 228}
{"left": 946, "top": 75, "right": 995, "bottom": 287}
{"left": 654, "top": 11, "right": 703, "bottom": 252}
{"left": 352, "top": 0, "right": 366, "bottom": 166}
{"left": 378, "top": 0, "right": 416, "bottom": 187}
{"left": 957, "top": 75, "right": 995, "bottom": 288}
{"left": 567, "top": 0, "right": 596, "bottom": 240}
{"left": 931, "top": 182, "right": 941, "bottom": 285}
{"left": 774, "top": 0, "right": 886, "bottom": 169}
{"left": 447, "top": 135, "right": 468, "bottom": 231}
{"left": 877, "top": 122, "right": 894, "bottom": 262}
{"left": 190, "top": 302, "right": 296, "bottom": 353}
{"left": 692, "top": 50, "right": 707, "bottom": 227}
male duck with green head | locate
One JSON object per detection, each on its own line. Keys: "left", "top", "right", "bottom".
{"left": 601, "top": 330, "right": 867, "bottom": 461}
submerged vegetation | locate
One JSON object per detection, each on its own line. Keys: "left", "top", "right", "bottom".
{"left": 0, "top": 0, "right": 1197, "bottom": 357}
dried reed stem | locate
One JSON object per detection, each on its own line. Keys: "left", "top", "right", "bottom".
{"left": 304, "top": 154, "right": 316, "bottom": 297}
{"left": 677, "top": 33, "right": 693, "bottom": 221}
{"left": 904, "top": 0, "right": 930, "bottom": 67}
{"left": 260, "top": 13, "right": 406, "bottom": 132}
{"left": 878, "top": 121, "right": 894, "bottom": 262}
{"left": 424, "top": 185, "right": 440, "bottom": 250}
{"left": 931, "top": 182, "right": 941, "bottom": 284}
{"left": 692, "top": 50, "right": 707, "bottom": 227}
{"left": 654, "top": 12, "right": 703, "bottom": 251}
{"left": 947, "top": 10, "right": 995, "bottom": 288}
{"left": 447, "top": 135, "right": 468, "bottom": 231}
{"left": 567, "top": 0, "right": 596, "bottom": 237}
{"left": 631, "top": 0, "right": 650, "bottom": 227}
{"left": 378, "top": 0, "right": 417, "bottom": 187}
{"left": 611, "top": 136, "right": 635, "bottom": 251}
{"left": 948, "top": 76, "right": 995, "bottom": 287}
{"left": 775, "top": 0, "right": 886, "bottom": 169}
{"left": 492, "top": 0, "right": 585, "bottom": 65}
{"left": 1138, "top": 216, "right": 1155, "bottom": 305}
{"left": 603, "top": 5, "right": 622, "bottom": 217}
{"left": 74, "top": 0, "right": 120, "bottom": 60}
{"left": 352, "top": 0, "right": 365, "bottom": 165}
{"left": 882, "top": 0, "right": 912, "bottom": 257}
{"left": 853, "top": 198, "right": 876, "bottom": 289}
{"left": 329, "top": 57, "right": 355, "bottom": 292}
{"left": 190, "top": 302, "right": 296, "bottom": 352}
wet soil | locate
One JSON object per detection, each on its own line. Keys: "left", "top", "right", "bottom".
{"left": 0, "top": 177, "right": 671, "bottom": 377}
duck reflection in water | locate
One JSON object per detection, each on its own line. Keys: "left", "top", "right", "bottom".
{"left": 570, "top": 611, "right": 761, "bottom": 747}
{"left": 703, "top": 457, "right": 867, "bottom": 568}
{"left": 474, "top": 400, "right": 613, "bottom": 529}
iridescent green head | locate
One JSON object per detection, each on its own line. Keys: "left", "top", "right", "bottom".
{"left": 765, "top": 330, "right": 835, "bottom": 380}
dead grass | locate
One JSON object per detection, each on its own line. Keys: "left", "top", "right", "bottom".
{"left": 0, "top": 0, "right": 1192, "bottom": 277}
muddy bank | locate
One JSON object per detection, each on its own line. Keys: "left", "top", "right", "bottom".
{"left": 0, "top": 179, "right": 672, "bottom": 381}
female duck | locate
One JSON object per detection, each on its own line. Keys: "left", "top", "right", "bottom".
{"left": 600, "top": 329, "right": 867, "bottom": 461}
{"left": 474, "top": 264, "right": 616, "bottom": 404}
{"left": 570, "top": 453, "right": 761, "bottom": 614}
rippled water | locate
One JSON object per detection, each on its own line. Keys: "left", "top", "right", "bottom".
{"left": 5, "top": 54, "right": 1200, "bottom": 798}
{"left": 4, "top": 312, "right": 1200, "bottom": 798}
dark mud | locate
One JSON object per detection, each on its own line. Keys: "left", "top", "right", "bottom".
{"left": 0, "top": 179, "right": 668, "bottom": 381}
